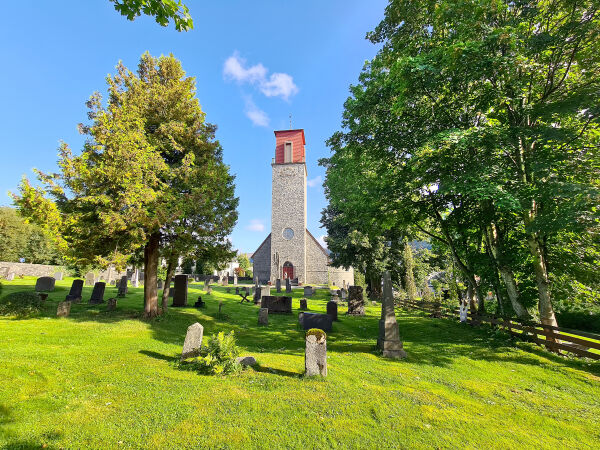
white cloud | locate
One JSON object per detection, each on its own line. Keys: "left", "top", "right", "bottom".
{"left": 224, "top": 52, "right": 298, "bottom": 101}
{"left": 307, "top": 175, "right": 322, "bottom": 188}
{"left": 246, "top": 219, "right": 265, "bottom": 232}
{"left": 244, "top": 97, "right": 269, "bottom": 127}
{"left": 317, "top": 235, "right": 328, "bottom": 249}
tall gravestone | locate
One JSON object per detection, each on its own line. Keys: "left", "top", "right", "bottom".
{"left": 347, "top": 286, "right": 365, "bottom": 316}
{"left": 172, "top": 274, "right": 188, "bottom": 307}
{"left": 377, "top": 271, "right": 407, "bottom": 359}
{"left": 89, "top": 282, "right": 106, "bottom": 304}
{"left": 234, "top": 275, "right": 238, "bottom": 286}
{"left": 300, "top": 298, "right": 308, "bottom": 310}
{"left": 285, "top": 278, "right": 292, "bottom": 293}
{"left": 181, "top": 323, "right": 204, "bottom": 360}
{"left": 85, "top": 272, "right": 95, "bottom": 286}
{"left": 258, "top": 308, "right": 269, "bottom": 326}
{"left": 66, "top": 279, "right": 83, "bottom": 302}
{"left": 326, "top": 301, "right": 338, "bottom": 321}
{"left": 276, "top": 279, "right": 281, "bottom": 293}
{"left": 157, "top": 279, "right": 163, "bottom": 289}
{"left": 35, "top": 276, "right": 55, "bottom": 292}
{"left": 258, "top": 286, "right": 271, "bottom": 304}
{"left": 118, "top": 276, "right": 128, "bottom": 297}
{"left": 305, "top": 330, "right": 327, "bottom": 377}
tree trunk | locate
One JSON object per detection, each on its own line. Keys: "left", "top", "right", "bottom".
{"left": 143, "top": 232, "right": 160, "bottom": 318}
{"left": 161, "top": 256, "right": 176, "bottom": 311}
{"left": 369, "top": 274, "right": 382, "bottom": 300}
{"left": 526, "top": 234, "right": 558, "bottom": 329}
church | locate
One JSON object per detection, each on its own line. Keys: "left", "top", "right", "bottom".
{"left": 252, "top": 129, "right": 354, "bottom": 286}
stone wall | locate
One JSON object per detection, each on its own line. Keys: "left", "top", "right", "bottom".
{"left": 305, "top": 230, "right": 329, "bottom": 285}
{"left": 328, "top": 265, "right": 355, "bottom": 288}
{"left": 0, "top": 262, "right": 59, "bottom": 278}
{"left": 252, "top": 234, "right": 271, "bottom": 284}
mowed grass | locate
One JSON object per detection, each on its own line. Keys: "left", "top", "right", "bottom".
{"left": 1, "top": 278, "right": 599, "bottom": 449}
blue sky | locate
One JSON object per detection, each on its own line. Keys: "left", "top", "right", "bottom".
{"left": 0, "top": 0, "right": 387, "bottom": 253}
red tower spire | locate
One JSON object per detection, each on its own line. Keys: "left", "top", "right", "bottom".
{"left": 274, "top": 129, "right": 306, "bottom": 164}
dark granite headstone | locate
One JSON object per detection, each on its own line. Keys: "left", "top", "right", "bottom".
{"left": 285, "top": 278, "right": 292, "bottom": 293}
{"left": 276, "top": 279, "right": 281, "bottom": 293}
{"left": 260, "top": 295, "right": 292, "bottom": 314}
{"left": 89, "top": 282, "right": 106, "bottom": 304}
{"left": 172, "top": 274, "right": 188, "bottom": 307}
{"left": 66, "top": 279, "right": 83, "bottom": 302}
{"left": 194, "top": 296, "right": 205, "bottom": 308}
{"left": 118, "top": 276, "right": 128, "bottom": 297}
{"left": 299, "top": 312, "right": 333, "bottom": 332}
{"left": 300, "top": 298, "right": 308, "bottom": 310}
{"left": 326, "top": 301, "right": 338, "bottom": 321}
{"left": 347, "top": 286, "right": 365, "bottom": 316}
{"left": 35, "top": 276, "right": 55, "bottom": 292}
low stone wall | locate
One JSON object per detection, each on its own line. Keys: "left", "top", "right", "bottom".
{"left": 0, "top": 262, "right": 60, "bottom": 278}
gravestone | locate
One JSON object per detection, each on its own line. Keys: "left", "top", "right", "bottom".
{"left": 5, "top": 272, "right": 15, "bottom": 281}
{"left": 89, "top": 282, "right": 106, "bottom": 304}
{"left": 35, "top": 276, "right": 55, "bottom": 292}
{"left": 172, "top": 275, "right": 188, "bottom": 307}
{"left": 234, "top": 275, "right": 238, "bottom": 286}
{"left": 57, "top": 301, "right": 71, "bottom": 317}
{"left": 347, "top": 286, "right": 365, "bottom": 316}
{"left": 285, "top": 278, "right": 292, "bottom": 293}
{"left": 257, "top": 286, "right": 271, "bottom": 305}
{"left": 300, "top": 298, "right": 308, "bottom": 310}
{"left": 276, "top": 279, "right": 281, "bottom": 293}
{"left": 206, "top": 285, "right": 213, "bottom": 295}
{"left": 235, "top": 287, "right": 240, "bottom": 295}
{"left": 340, "top": 288, "right": 347, "bottom": 301}
{"left": 157, "top": 279, "right": 163, "bottom": 289}
{"left": 258, "top": 308, "right": 268, "bottom": 326}
{"left": 181, "top": 323, "right": 204, "bottom": 360}
{"left": 54, "top": 272, "right": 63, "bottom": 281}
{"left": 377, "top": 271, "right": 407, "bottom": 358}
{"left": 300, "top": 312, "right": 333, "bottom": 332}
{"left": 304, "top": 286, "right": 313, "bottom": 297}
{"left": 221, "top": 276, "right": 228, "bottom": 286}
{"left": 305, "top": 330, "right": 327, "bottom": 377}
{"left": 107, "top": 298, "right": 117, "bottom": 311}
{"left": 194, "top": 296, "right": 205, "bottom": 308}
{"left": 118, "top": 276, "right": 128, "bottom": 297}
{"left": 85, "top": 272, "right": 95, "bottom": 286}
{"left": 65, "top": 279, "right": 83, "bottom": 303}
{"left": 326, "top": 301, "right": 338, "bottom": 321}
{"left": 261, "top": 296, "right": 292, "bottom": 314}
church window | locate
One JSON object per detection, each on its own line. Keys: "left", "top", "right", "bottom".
{"left": 284, "top": 142, "right": 293, "bottom": 163}
{"left": 282, "top": 228, "right": 294, "bottom": 240}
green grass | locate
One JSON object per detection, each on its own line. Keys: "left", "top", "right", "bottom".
{"left": 1, "top": 277, "right": 599, "bottom": 449}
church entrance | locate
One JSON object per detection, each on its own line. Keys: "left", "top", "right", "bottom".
{"left": 283, "top": 261, "right": 294, "bottom": 279}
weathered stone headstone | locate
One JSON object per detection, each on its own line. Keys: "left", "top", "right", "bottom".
{"left": 107, "top": 298, "right": 117, "bottom": 311}
{"left": 236, "top": 356, "right": 256, "bottom": 366}
{"left": 35, "top": 276, "right": 55, "bottom": 292}
{"left": 206, "top": 285, "right": 213, "bottom": 295}
{"left": 326, "top": 301, "right": 338, "bottom": 321}
{"left": 89, "top": 282, "right": 106, "bottom": 304}
{"left": 285, "top": 278, "right": 292, "bottom": 293}
{"left": 118, "top": 276, "right": 128, "bottom": 297}
{"left": 305, "top": 329, "right": 327, "bottom": 377}
{"left": 66, "top": 279, "right": 83, "bottom": 302}
{"left": 5, "top": 272, "right": 15, "bottom": 281}
{"left": 377, "top": 271, "right": 407, "bottom": 359}
{"left": 181, "top": 323, "right": 204, "bottom": 360}
{"left": 257, "top": 286, "right": 271, "bottom": 304}
{"left": 276, "top": 278, "right": 281, "bottom": 293}
{"left": 54, "top": 272, "right": 63, "bottom": 281}
{"left": 233, "top": 275, "right": 238, "bottom": 286}
{"left": 300, "top": 312, "right": 333, "bottom": 332}
{"left": 347, "top": 286, "right": 365, "bottom": 316}
{"left": 172, "top": 274, "right": 188, "bottom": 307}
{"left": 340, "top": 288, "right": 348, "bottom": 301}
{"left": 300, "top": 298, "right": 308, "bottom": 310}
{"left": 258, "top": 308, "right": 268, "bottom": 325}
{"left": 235, "top": 287, "right": 240, "bottom": 295}
{"left": 85, "top": 272, "right": 95, "bottom": 286}
{"left": 57, "top": 301, "right": 71, "bottom": 317}
{"left": 304, "top": 286, "right": 313, "bottom": 297}
{"left": 221, "top": 276, "right": 228, "bottom": 286}
{"left": 261, "top": 296, "right": 292, "bottom": 314}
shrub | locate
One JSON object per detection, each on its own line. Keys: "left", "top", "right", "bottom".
{"left": 194, "top": 331, "right": 241, "bottom": 375}
{"left": 0, "top": 291, "right": 44, "bottom": 317}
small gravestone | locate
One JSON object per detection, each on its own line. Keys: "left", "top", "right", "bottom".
{"left": 35, "top": 276, "right": 55, "bottom": 292}
{"left": 221, "top": 276, "right": 228, "bottom": 286}
{"left": 276, "top": 279, "right": 281, "bottom": 293}
{"left": 304, "top": 286, "right": 313, "bottom": 297}
{"left": 285, "top": 278, "right": 292, "bottom": 293}
{"left": 300, "top": 312, "right": 333, "bottom": 332}
{"left": 261, "top": 296, "right": 292, "bottom": 314}
{"left": 89, "top": 282, "right": 106, "bottom": 304}
{"left": 326, "top": 301, "right": 338, "bottom": 321}
{"left": 235, "top": 287, "right": 240, "bottom": 295}
{"left": 377, "top": 271, "right": 407, "bottom": 359}
{"left": 172, "top": 275, "right": 188, "bottom": 307}
{"left": 234, "top": 275, "right": 238, "bottom": 286}
{"left": 181, "top": 323, "right": 204, "bottom": 360}
{"left": 236, "top": 356, "right": 256, "bottom": 366}
{"left": 305, "top": 329, "right": 327, "bottom": 377}
{"left": 340, "top": 288, "right": 347, "bottom": 301}
{"left": 194, "top": 296, "right": 205, "bottom": 308}
{"left": 5, "top": 272, "right": 15, "bottom": 281}
{"left": 57, "top": 301, "right": 71, "bottom": 317}
{"left": 54, "top": 272, "right": 63, "bottom": 281}
{"left": 157, "top": 279, "right": 163, "bottom": 289}
{"left": 107, "top": 298, "right": 117, "bottom": 311}
{"left": 259, "top": 286, "right": 271, "bottom": 302}
{"left": 258, "top": 308, "right": 268, "bottom": 325}
{"left": 66, "top": 279, "right": 83, "bottom": 302}
{"left": 85, "top": 272, "right": 95, "bottom": 286}
{"left": 300, "top": 298, "right": 308, "bottom": 310}
{"left": 118, "top": 276, "right": 128, "bottom": 297}
{"left": 347, "top": 286, "right": 365, "bottom": 316}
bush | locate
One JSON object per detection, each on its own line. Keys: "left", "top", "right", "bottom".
{"left": 0, "top": 291, "right": 44, "bottom": 317}
{"left": 556, "top": 311, "right": 600, "bottom": 334}
{"left": 194, "top": 331, "right": 241, "bottom": 375}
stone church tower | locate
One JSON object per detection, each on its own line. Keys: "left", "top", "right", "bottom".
{"left": 252, "top": 129, "right": 354, "bottom": 286}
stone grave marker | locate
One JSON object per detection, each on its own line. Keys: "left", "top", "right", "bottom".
{"left": 340, "top": 288, "right": 347, "bottom": 301}
{"left": 234, "top": 275, "right": 238, "bottom": 286}
{"left": 326, "top": 301, "right": 338, "bottom": 321}
{"left": 303, "top": 286, "right": 313, "bottom": 297}
{"left": 347, "top": 286, "right": 365, "bottom": 316}
{"left": 305, "top": 329, "right": 327, "bottom": 377}
{"left": 260, "top": 296, "right": 292, "bottom": 314}
{"left": 5, "top": 272, "right": 15, "bottom": 281}
{"left": 377, "top": 271, "right": 407, "bottom": 359}
{"left": 85, "top": 272, "right": 95, "bottom": 286}
{"left": 172, "top": 275, "right": 188, "bottom": 307}
{"left": 54, "top": 272, "right": 63, "bottom": 281}
{"left": 57, "top": 301, "right": 71, "bottom": 317}
{"left": 257, "top": 286, "right": 271, "bottom": 305}
{"left": 285, "top": 278, "right": 292, "bottom": 293}
{"left": 65, "top": 279, "right": 83, "bottom": 303}
{"left": 107, "top": 298, "right": 117, "bottom": 311}
{"left": 194, "top": 296, "right": 205, "bottom": 308}
{"left": 89, "top": 282, "right": 106, "bottom": 304}
{"left": 300, "top": 298, "right": 308, "bottom": 310}
{"left": 181, "top": 323, "right": 204, "bottom": 360}
{"left": 35, "top": 276, "right": 55, "bottom": 292}
{"left": 276, "top": 278, "right": 281, "bottom": 293}
{"left": 258, "top": 308, "right": 268, "bottom": 326}
{"left": 157, "top": 279, "right": 163, "bottom": 289}
{"left": 300, "top": 312, "right": 333, "bottom": 332}
{"left": 117, "top": 276, "right": 128, "bottom": 297}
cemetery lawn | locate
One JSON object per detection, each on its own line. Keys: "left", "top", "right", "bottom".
{"left": 1, "top": 279, "right": 599, "bottom": 449}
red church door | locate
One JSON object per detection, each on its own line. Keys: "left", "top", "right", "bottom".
{"left": 283, "top": 262, "right": 294, "bottom": 279}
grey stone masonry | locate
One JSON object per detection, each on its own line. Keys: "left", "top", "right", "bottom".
{"left": 57, "top": 301, "right": 71, "bottom": 317}
{"left": 66, "top": 279, "right": 83, "bottom": 303}
{"left": 181, "top": 323, "right": 204, "bottom": 360}
{"left": 258, "top": 308, "right": 269, "bottom": 326}
{"left": 172, "top": 275, "right": 188, "bottom": 307}
{"left": 89, "top": 282, "right": 106, "bottom": 304}
{"left": 305, "top": 330, "right": 327, "bottom": 377}
{"left": 377, "top": 271, "right": 407, "bottom": 359}
{"left": 347, "top": 286, "right": 365, "bottom": 316}
{"left": 35, "top": 276, "right": 55, "bottom": 292}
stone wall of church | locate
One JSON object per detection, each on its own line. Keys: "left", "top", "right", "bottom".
{"left": 328, "top": 266, "right": 355, "bottom": 288}
{"left": 305, "top": 230, "right": 329, "bottom": 285}
{"left": 252, "top": 235, "right": 271, "bottom": 284}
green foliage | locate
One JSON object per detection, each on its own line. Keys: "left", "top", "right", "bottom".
{"left": 403, "top": 243, "right": 417, "bottom": 301}
{"left": 109, "top": 0, "right": 193, "bottom": 31}
{"left": 237, "top": 253, "right": 251, "bottom": 272}
{"left": 0, "top": 291, "right": 43, "bottom": 317}
{"left": 194, "top": 331, "right": 241, "bottom": 375}
{"left": 422, "top": 285, "right": 434, "bottom": 303}
{"left": 353, "top": 270, "right": 367, "bottom": 291}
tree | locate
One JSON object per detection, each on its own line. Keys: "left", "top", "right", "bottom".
{"left": 14, "top": 53, "right": 238, "bottom": 317}
{"left": 403, "top": 242, "right": 417, "bottom": 302}
{"left": 109, "top": 0, "right": 193, "bottom": 31}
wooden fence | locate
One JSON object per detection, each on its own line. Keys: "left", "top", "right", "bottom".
{"left": 398, "top": 299, "right": 600, "bottom": 360}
